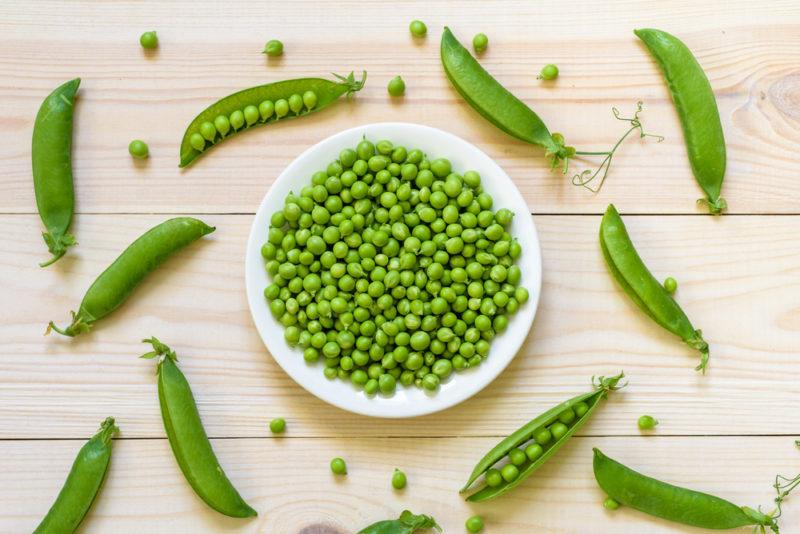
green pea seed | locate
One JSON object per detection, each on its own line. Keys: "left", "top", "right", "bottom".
{"left": 550, "top": 422, "right": 569, "bottom": 440}
{"left": 128, "top": 139, "right": 149, "bottom": 159}
{"left": 189, "top": 133, "right": 205, "bottom": 152}
{"left": 259, "top": 100, "right": 275, "bottom": 121}
{"left": 274, "top": 99, "right": 289, "bottom": 118}
{"left": 139, "top": 31, "right": 158, "bottom": 49}
{"left": 574, "top": 402, "right": 589, "bottom": 418}
{"left": 391, "top": 468, "right": 407, "bottom": 489}
{"left": 604, "top": 497, "right": 620, "bottom": 510}
{"left": 500, "top": 463, "right": 519, "bottom": 482}
{"left": 199, "top": 121, "right": 217, "bottom": 142}
{"left": 303, "top": 90, "right": 318, "bottom": 110}
{"left": 472, "top": 33, "right": 488, "bottom": 54}
{"left": 465, "top": 515, "right": 484, "bottom": 533}
{"left": 664, "top": 277, "right": 677, "bottom": 293}
{"left": 214, "top": 115, "right": 230, "bottom": 137}
{"left": 637, "top": 415, "right": 659, "bottom": 430}
{"left": 539, "top": 64, "right": 559, "bottom": 81}
{"left": 244, "top": 105, "right": 259, "bottom": 126}
{"left": 409, "top": 20, "right": 427, "bottom": 37}
{"left": 269, "top": 418, "right": 285, "bottom": 433}
{"left": 533, "top": 427, "right": 552, "bottom": 445}
{"left": 525, "top": 443, "right": 543, "bottom": 461}
{"left": 289, "top": 94, "right": 303, "bottom": 114}
{"left": 485, "top": 468, "right": 502, "bottom": 487}
{"left": 387, "top": 76, "right": 406, "bottom": 97}
{"left": 508, "top": 448, "right": 526, "bottom": 466}
{"left": 263, "top": 39, "right": 284, "bottom": 57}
{"left": 330, "top": 457, "right": 347, "bottom": 475}
{"left": 230, "top": 109, "right": 245, "bottom": 130}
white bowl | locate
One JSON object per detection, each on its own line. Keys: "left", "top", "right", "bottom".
{"left": 245, "top": 122, "right": 541, "bottom": 418}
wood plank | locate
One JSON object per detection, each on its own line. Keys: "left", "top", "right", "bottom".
{"left": 1, "top": 213, "right": 797, "bottom": 438}
{"left": 2, "top": 435, "right": 798, "bottom": 533}
{"left": 1, "top": 1, "right": 799, "bottom": 215}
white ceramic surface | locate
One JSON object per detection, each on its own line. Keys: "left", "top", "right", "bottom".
{"left": 245, "top": 122, "right": 541, "bottom": 418}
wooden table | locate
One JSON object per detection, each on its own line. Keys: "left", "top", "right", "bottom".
{"left": 2, "top": 1, "right": 799, "bottom": 532}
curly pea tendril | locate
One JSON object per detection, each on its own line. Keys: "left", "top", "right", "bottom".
{"left": 551, "top": 101, "right": 664, "bottom": 193}
{"left": 747, "top": 472, "right": 800, "bottom": 534}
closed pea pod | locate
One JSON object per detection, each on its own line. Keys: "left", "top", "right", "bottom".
{"left": 47, "top": 217, "right": 215, "bottom": 337}
{"left": 179, "top": 72, "right": 366, "bottom": 167}
{"left": 32, "top": 78, "right": 80, "bottom": 267}
{"left": 600, "top": 204, "right": 709, "bottom": 371}
{"left": 142, "top": 338, "right": 257, "bottom": 518}
{"left": 593, "top": 448, "right": 799, "bottom": 532}
{"left": 441, "top": 27, "right": 661, "bottom": 192}
{"left": 635, "top": 28, "right": 727, "bottom": 214}
{"left": 33, "top": 417, "right": 118, "bottom": 534}
{"left": 356, "top": 510, "right": 441, "bottom": 534}
{"left": 461, "top": 373, "right": 625, "bottom": 501}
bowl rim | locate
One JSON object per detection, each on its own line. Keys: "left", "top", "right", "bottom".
{"left": 245, "top": 121, "right": 541, "bottom": 418}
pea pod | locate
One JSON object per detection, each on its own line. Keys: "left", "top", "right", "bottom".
{"left": 33, "top": 417, "right": 118, "bottom": 534}
{"left": 142, "top": 338, "right": 257, "bottom": 518}
{"left": 593, "top": 449, "right": 800, "bottom": 532}
{"left": 47, "top": 217, "right": 215, "bottom": 337}
{"left": 441, "top": 27, "right": 660, "bottom": 191}
{"left": 179, "top": 71, "right": 367, "bottom": 168}
{"left": 461, "top": 373, "right": 625, "bottom": 502}
{"left": 32, "top": 78, "right": 80, "bottom": 267}
{"left": 356, "top": 510, "right": 441, "bottom": 534}
{"left": 635, "top": 28, "right": 727, "bottom": 214}
{"left": 600, "top": 204, "right": 709, "bottom": 371}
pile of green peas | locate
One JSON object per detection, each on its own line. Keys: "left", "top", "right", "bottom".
{"left": 188, "top": 90, "right": 319, "bottom": 153}
{"left": 262, "top": 138, "right": 529, "bottom": 396}
{"left": 483, "top": 401, "right": 589, "bottom": 486}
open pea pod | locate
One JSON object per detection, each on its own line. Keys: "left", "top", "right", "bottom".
{"left": 356, "top": 510, "right": 441, "bottom": 534}
{"left": 461, "top": 372, "right": 625, "bottom": 502}
{"left": 179, "top": 71, "right": 366, "bottom": 168}
{"left": 600, "top": 204, "right": 709, "bottom": 372}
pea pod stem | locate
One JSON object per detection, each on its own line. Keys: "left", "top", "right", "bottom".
{"left": 461, "top": 372, "right": 625, "bottom": 501}
{"left": 594, "top": 449, "right": 799, "bottom": 533}
{"left": 142, "top": 338, "right": 257, "bottom": 518}
{"left": 600, "top": 204, "right": 709, "bottom": 372}
{"left": 33, "top": 417, "right": 118, "bottom": 534}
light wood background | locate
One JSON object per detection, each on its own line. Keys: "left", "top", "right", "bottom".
{"left": 1, "top": 1, "right": 799, "bottom": 533}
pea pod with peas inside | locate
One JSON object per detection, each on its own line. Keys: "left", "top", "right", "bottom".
{"left": 461, "top": 372, "right": 625, "bottom": 502}
{"left": 356, "top": 510, "right": 441, "bottom": 534}
{"left": 32, "top": 78, "right": 81, "bottom": 267}
{"left": 142, "top": 338, "right": 257, "bottom": 518}
{"left": 600, "top": 204, "right": 709, "bottom": 371}
{"left": 47, "top": 217, "right": 215, "bottom": 337}
{"left": 33, "top": 417, "right": 118, "bottom": 534}
{"left": 440, "top": 27, "right": 661, "bottom": 192}
{"left": 593, "top": 448, "right": 800, "bottom": 532}
{"left": 179, "top": 71, "right": 366, "bottom": 168}
{"left": 635, "top": 28, "right": 727, "bottom": 214}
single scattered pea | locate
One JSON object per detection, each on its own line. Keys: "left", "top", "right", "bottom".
{"left": 472, "top": 33, "right": 488, "bottom": 54}
{"left": 387, "top": 76, "right": 406, "bottom": 97}
{"left": 664, "top": 276, "right": 678, "bottom": 293}
{"left": 465, "top": 515, "right": 484, "bottom": 533}
{"left": 128, "top": 139, "right": 149, "bottom": 159}
{"left": 637, "top": 415, "right": 659, "bottom": 430}
{"left": 604, "top": 497, "right": 620, "bottom": 510}
{"left": 391, "top": 468, "right": 407, "bottom": 489}
{"left": 539, "top": 64, "right": 559, "bottom": 80}
{"left": 409, "top": 20, "right": 427, "bottom": 38}
{"left": 263, "top": 39, "right": 284, "bottom": 57}
{"left": 269, "top": 417, "right": 286, "bottom": 434}
{"left": 139, "top": 31, "right": 158, "bottom": 50}
{"left": 330, "top": 457, "right": 347, "bottom": 475}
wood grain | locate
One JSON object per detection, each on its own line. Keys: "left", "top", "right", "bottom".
{"left": 2, "top": 436, "right": 798, "bottom": 534}
{"left": 2, "top": 1, "right": 800, "bottom": 532}
{"left": 1, "top": 214, "right": 798, "bottom": 439}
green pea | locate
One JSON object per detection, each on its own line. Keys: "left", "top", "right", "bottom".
{"left": 465, "top": 515, "right": 484, "bottom": 533}
{"left": 603, "top": 497, "right": 620, "bottom": 510}
{"left": 558, "top": 408, "right": 576, "bottom": 425}
{"left": 500, "top": 463, "right": 519, "bottom": 482}
{"left": 573, "top": 402, "right": 589, "bottom": 417}
{"left": 508, "top": 448, "right": 526, "bottom": 466}
{"left": 269, "top": 418, "right": 286, "bottom": 434}
{"left": 214, "top": 115, "right": 230, "bottom": 137}
{"left": 199, "top": 121, "right": 217, "bottom": 142}
{"left": 330, "top": 457, "right": 347, "bottom": 475}
{"left": 274, "top": 99, "right": 289, "bottom": 118}
{"left": 387, "top": 76, "right": 406, "bottom": 97}
{"left": 539, "top": 63, "right": 559, "bottom": 81}
{"left": 302, "top": 90, "right": 318, "bottom": 110}
{"left": 243, "top": 105, "right": 259, "bottom": 126}
{"left": 378, "top": 373, "right": 397, "bottom": 394}
{"left": 139, "top": 31, "right": 158, "bottom": 49}
{"left": 637, "top": 415, "right": 658, "bottom": 430}
{"left": 421, "top": 373, "right": 440, "bottom": 390}
{"left": 189, "top": 133, "right": 205, "bottom": 152}
{"left": 289, "top": 93, "right": 303, "bottom": 114}
{"left": 485, "top": 468, "right": 502, "bottom": 487}
{"left": 550, "top": 422, "right": 569, "bottom": 440}
{"left": 664, "top": 277, "right": 677, "bottom": 293}
{"left": 128, "top": 139, "right": 149, "bottom": 159}
{"left": 263, "top": 39, "right": 284, "bottom": 57}
{"left": 391, "top": 468, "right": 407, "bottom": 489}
{"left": 472, "top": 33, "right": 489, "bottom": 54}
{"left": 259, "top": 100, "right": 275, "bottom": 121}
{"left": 525, "top": 443, "right": 543, "bottom": 461}
{"left": 364, "top": 378, "right": 379, "bottom": 395}
{"left": 533, "top": 427, "right": 552, "bottom": 445}
{"left": 409, "top": 20, "right": 427, "bottom": 37}
{"left": 229, "top": 109, "right": 245, "bottom": 130}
